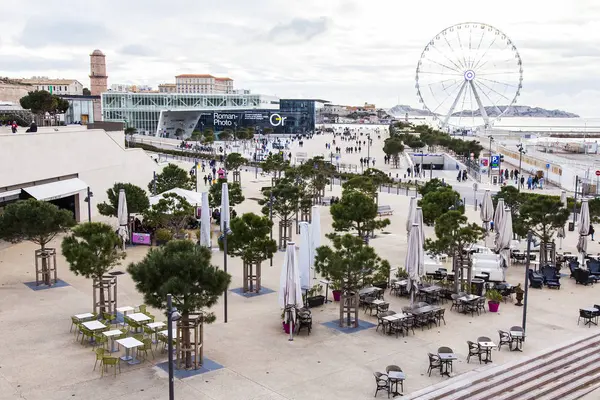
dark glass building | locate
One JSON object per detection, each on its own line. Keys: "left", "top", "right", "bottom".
{"left": 193, "top": 99, "right": 327, "bottom": 134}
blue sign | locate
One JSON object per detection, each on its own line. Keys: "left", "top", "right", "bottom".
{"left": 546, "top": 163, "right": 550, "bottom": 169}
{"left": 491, "top": 155, "right": 500, "bottom": 170}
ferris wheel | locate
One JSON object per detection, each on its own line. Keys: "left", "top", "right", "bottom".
{"left": 415, "top": 22, "right": 523, "bottom": 130}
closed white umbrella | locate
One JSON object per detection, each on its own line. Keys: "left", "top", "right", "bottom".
{"left": 117, "top": 189, "right": 128, "bottom": 250}
{"left": 278, "top": 242, "right": 303, "bottom": 341}
{"left": 406, "top": 197, "right": 416, "bottom": 236}
{"left": 406, "top": 223, "right": 423, "bottom": 305}
{"left": 310, "top": 206, "right": 321, "bottom": 279}
{"left": 196, "top": 162, "right": 201, "bottom": 192}
{"left": 577, "top": 199, "right": 590, "bottom": 266}
{"left": 493, "top": 199, "right": 506, "bottom": 248}
{"left": 480, "top": 190, "right": 494, "bottom": 244}
{"left": 298, "top": 222, "right": 311, "bottom": 289}
{"left": 557, "top": 191, "right": 567, "bottom": 248}
{"left": 220, "top": 182, "right": 230, "bottom": 232}
{"left": 495, "top": 208, "right": 513, "bottom": 281}
{"left": 200, "top": 192, "right": 211, "bottom": 248}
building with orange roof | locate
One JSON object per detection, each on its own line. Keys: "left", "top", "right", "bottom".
{"left": 173, "top": 74, "right": 234, "bottom": 94}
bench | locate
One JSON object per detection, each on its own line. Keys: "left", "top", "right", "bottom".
{"left": 321, "top": 196, "right": 332, "bottom": 206}
{"left": 377, "top": 205, "right": 394, "bottom": 216}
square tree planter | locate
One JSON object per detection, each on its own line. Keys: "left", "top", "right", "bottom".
{"left": 306, "top": 295, "right": 325, "bottom": 308}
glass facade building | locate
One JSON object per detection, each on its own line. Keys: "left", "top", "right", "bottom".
{"left": 102, "top": 92, "right": 327, "bottom": 136}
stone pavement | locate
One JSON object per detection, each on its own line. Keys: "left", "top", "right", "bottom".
{"left": 2, "top": 131, "right": 600, "bottom": 399}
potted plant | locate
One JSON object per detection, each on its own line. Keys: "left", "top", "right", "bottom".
{"left": 306, "top": 283, "right": 325, "bottom": 308}
{"left": 486, "top": 289, "right": 502, "bottom": 312}
{"left": 154, "top": 228, "right": 173, "bottom": 246}
{"left": 331, "top": 280, "right": 342, "bottom": 302}
{"left": 514, "top": 284, "right": 524, "bottom": 307}
{"left": 372, "top": 259, "right": 391, "bottom": 289}
{"left": 395, "top": 267, "right": 409, "bottom": 280}
{"left": 281, "top": 310, "right": 294, "bottom": 334}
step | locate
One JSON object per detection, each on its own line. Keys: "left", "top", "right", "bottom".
{"left": 469, "top": 347, "right": 600, "bottom": 400}
{"left": 440, "top": 334, "right": 600, "bottom": 400}
{"left": 405, "top": 333, "right": 600, "bottom": 400}
{"left": 559, "top": 381, "right": 600, "bottom": 400}
{"left": 485, "top": 351, "right": 600, "bottom": 400}
{"left": 522, "top": 363, "right": 600, "bottom": 400}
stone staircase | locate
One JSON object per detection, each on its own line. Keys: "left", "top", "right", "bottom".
{"left": 405, "top": 333, "right": 600, "bottom": 400}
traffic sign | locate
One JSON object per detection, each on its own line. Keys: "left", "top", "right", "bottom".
{"left": 596, "top": 170, "right": 600, "bottom": 177}
{"left": 546, "top": 163, "right": 550, "bottom": 169}
{"left": 491, "top": 155, "right": 500, "bottom": 170}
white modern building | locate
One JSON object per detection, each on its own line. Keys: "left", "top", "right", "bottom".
{"left": 15, "top": 77, "right": 84, "bottom": 96}
{"left": 0, "top": 127, "right": 158, "bottom": 222}
{"left": 102, "top": 92, "right": 280, "bottom": 135}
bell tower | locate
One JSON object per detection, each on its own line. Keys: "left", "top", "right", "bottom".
{"left": 89, "top": 49, "right": 108, "bottom": 121}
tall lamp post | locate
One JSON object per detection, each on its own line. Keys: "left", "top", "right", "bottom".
{"left": 269, "top": 193, "right": 274, "bottom": 267}
{"left": 166, "top": 294, "right": 181, "bottom": 400}
{"left": 221, "top": 224, "right": 232, "bottom": 323}
{"left": 488, "top": 136, "right": 494, "bottom": 177}
{"left": 517, "top": 143, "right": 525, "bottom": 192}
{"left": 84, "top": 187, "right": 93, "bottom": 222}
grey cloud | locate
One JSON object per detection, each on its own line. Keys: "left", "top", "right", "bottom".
{"left": 18, "top": 19, "right": 111, "bottom": 48}
{"left": 0, "top": 55, "right": 87, "bottom": 73}
{"left": 119, "top": 44, "right": 154, "bottom": 57}
{"left": 267, "top": 17, "right": 329, "bottom": 43}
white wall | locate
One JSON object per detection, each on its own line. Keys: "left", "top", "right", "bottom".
{"left": 0, "top": 129, "right": 159, "bottom": 221}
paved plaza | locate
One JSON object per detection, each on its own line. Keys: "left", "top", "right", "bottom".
{"left": 1, "top": 128, "right": 598, "bottom": 399}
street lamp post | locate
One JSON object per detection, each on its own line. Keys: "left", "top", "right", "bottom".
{"left": 222, "top": 222, "right": 231, "bottom": 323}
{"left": 488, "top": 136, "right": 494, "bottom": 177}
{"left": 517, "top": 143, "right": 525, "bottom": 192}
{"left": 522, "top": 232, "right": 532, "bottom": 336}
{"left": 84, "top": 187, "right": 93, "bottom": 222}
{"left": 166, "top": 294, "right": 181, "bottom": 400}
{"left": 269, "top": 193, "right": 274, "bottom": 267}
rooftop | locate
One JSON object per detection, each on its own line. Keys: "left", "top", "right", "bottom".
{"left": 16, "top": 78, "right": 80, "bottom": 85}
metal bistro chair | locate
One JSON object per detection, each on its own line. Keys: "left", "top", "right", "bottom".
{"left": 386, "top": 365, "right": 404, "bottom": 396}
{"left": 578, "top": 309, "right": 597, "bottom": 327}
{"left": 498, "top": 330, "right": 512, "bottom": 351}
{"left": 373, "top": 372, "right": 389, "bottom": 398}
{"left": 435, "top": 308, "right": 446, "bottom": 326}
{"left": 376, "top": 311, "right": 395, "bottom": 333}
{"left": 450, "top": 294, "right": 462, "bottom": 312}
{"left": 467, "top": 341, "right": 483, "bottom": 364}
{"left": 510, "top": 326, "right": 525, "bottom": 350}
{"left": 438, "top": 347, "right": 454, "bottom": 374}
{"left": 401, "top": 315, "right": 416, "bottom": 336}
{"left": 427, "top": 353, "right": 442, "bottom": 377}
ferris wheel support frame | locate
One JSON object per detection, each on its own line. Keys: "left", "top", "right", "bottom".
{"left": 442, "top": 81, "right": 467, "bottom": 127}
{"left": 469, "top": 80, "right": 490, "bottom": 127}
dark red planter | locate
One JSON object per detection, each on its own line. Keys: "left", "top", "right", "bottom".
{"left": 332, "top": 290, "right": 342, "bottom": 302}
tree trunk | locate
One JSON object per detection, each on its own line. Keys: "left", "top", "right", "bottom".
{"left": 98, "top": 278, "right": 107, "bottom": 316}
{"left": 41, "top": 243, "right": 50, "bottom": 286}
{"left": 182, "top": 312, "right": 192, "bottom": 368}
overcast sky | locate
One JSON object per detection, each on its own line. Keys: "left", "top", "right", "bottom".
{"left": 1, "top": 0, "right": 598, "bottom": 116}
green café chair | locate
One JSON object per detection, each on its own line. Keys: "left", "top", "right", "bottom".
{"left": 138, "top": 338, "right": 155, "bottom": 361}
{"left": 93, "top": 332, "right": 108, "bottom": 350}
{"left": 101, "top": 356, "right": 121, "bottom": 377}
{"left": 93, "top": 348, "right": 105, "bottom": 371}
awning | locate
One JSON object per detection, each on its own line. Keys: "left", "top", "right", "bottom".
{"left": 23, "top": 178, "right": 88, "bottom": 201}
{"left": 0, "top": 189, "right": 22, "bottom": 200}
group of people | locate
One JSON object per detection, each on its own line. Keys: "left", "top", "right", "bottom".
{"left": 359, "top": 157, "right": 375, "bottom": 167}
{"left": 456, "top": 169, "right": 469, "bottom": 182}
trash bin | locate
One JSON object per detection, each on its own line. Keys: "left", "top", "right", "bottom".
{"left": 470, "top": 278, "right": 485, "bottom": 297}
{"left": 568, "top": 222, "right": 575, "bottom": 232}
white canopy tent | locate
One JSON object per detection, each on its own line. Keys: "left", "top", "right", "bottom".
{"left": 149, "top": 188, "right": 204, "bottom": 206}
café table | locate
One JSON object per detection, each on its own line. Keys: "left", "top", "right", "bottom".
{"left": 82, "top": 320, "right": 107, "bottom": 332}
{"left": 382, "top": 313, "right": 407, "bottom": 335}
{"left": 388, "top": 370, "right": 406, "bottom": 396}
{"left": 509, "top": 330, "right": 525, "bottom": 352}
{"left": 74, "top": 313, "right": 95, "bottom": 322}
{"left": 438, "top": 353, "right": 457, "bottom": 377}
{"left": 127, "top": 312, "right": 151, "bottom": 332}
{"left": 146, "top": 321, "right": 166, "bottom": 343}
{"left": 116, "top": 337, "right": 144, "bottom": 365}
{"left": 478, "top": 341, "right": 496, "bottom": 363}
{"left": 103, "top": 329, "right": 123, "bottom": 353}
{"left": 116, "top": 306, "right": 135, "bottom": 327}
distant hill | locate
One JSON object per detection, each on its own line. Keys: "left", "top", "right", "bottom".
{"left": 450, "top": 105, "right": 579, "bottom": 118}
{"left": 387, "top": 104, "right": 433, "bottom": 117}
{"left": 387, "top": 104, "right": 579, "bottom": 118}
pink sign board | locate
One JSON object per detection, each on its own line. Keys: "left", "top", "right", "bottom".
{"left": 132, "top": 232, "right": 151, "bottom": 245}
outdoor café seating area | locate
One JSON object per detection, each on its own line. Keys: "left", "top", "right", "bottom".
{"left": 70, "top": 305, "right": 170, "bottom": 376}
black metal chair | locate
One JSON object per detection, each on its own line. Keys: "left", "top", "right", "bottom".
{"left": 509, "top": 326, "right": 525, "bottom": 351}
{"left": 437, "top": 347, "right": 454, "bottom": 374}
{"left": 498, "top": 330, "right": 511, "bottom": 351}
{"left": 578, "top": 309, "right": 597, "bottom": 327}
{"left": 373, "top": 372, "right": 389, "bottom": 397}
{"left": 587, "top": 260, "right": 600, "bottom": 278}
{"left": 435, "top": 309, "right": 446, "bottom": 326}
{"left": 375, "top": 311, "right": 395, "bottom": 333}
{"left": 450, "top": 294, "right": 462, "bottom": 312}
{"left": 401, "top": 316, "right": 415, "bottom": 336}
{"left": 363, "top": 296, "right": 376, "bottom": 314}
{"left": 385, "top": 366, "right": 404, "bottom": 397}
{"left": 377, "top": 302, "right": 390, "bottom": 314}
{"left": 427, "top": 353, "right": 441, "bottom": 377}
{"left": 467, "top": 341, "right": 482, "bottom": 364}
{"left": 569, "top": 260, "right": 580, "bottom": 278}
{"left": 296, "top": 312, "right": 312, "bottom": 336}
